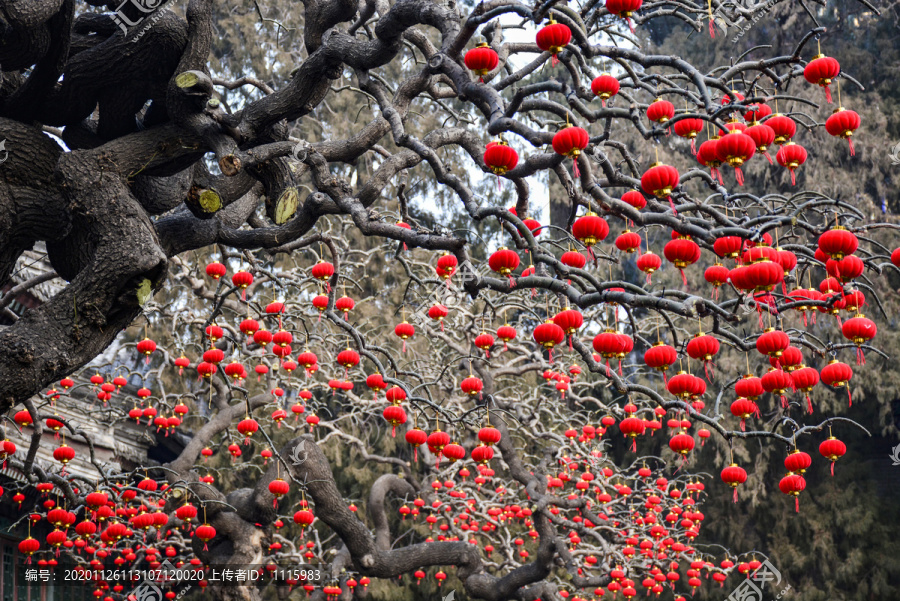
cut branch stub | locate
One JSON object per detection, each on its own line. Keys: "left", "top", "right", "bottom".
{"left": 267, "top": 186, "right": 301, "bottom": 225}
{"left": 218, "top": 154, "right": 242, "bottom": 177}
{"left": 185, "top": 185, "right": 222, "bottom": 219}
{"left": 174, "top": 70, "right": 214, "bottom": 98}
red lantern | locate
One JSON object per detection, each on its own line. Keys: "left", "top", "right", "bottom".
{"left": 778, "top": 473, "right": 806, "bottom": 513}
{"left": 785, "top": 448, "right": 811, "bottom": 473}
{"left": 533, "top": 320, "right": 565, "bottom": 361}
{"left": 591, "top": 74, "right": 620, "bottom": 106}
{"left": 434, "top": 253, "right": 459, "bottom": 286}
{"left": 484, "top": 140, "right": 518, "bottom": 176}
{"left": 311, "top": 260, "right": 335, "bottom": 290}
{"left": 756, "top": 328, "right": 790, "bottom": 359}
{"left": 842, "top": 314, "right": 876, "bottom": 364}
{"left": 776, "top": 142, "right": 807, "bottom": 186}
{"left": 561, "top": 250, "right": 587, "bottom": 269}
{"left": 663, "top": 236, "right": 700, "bottom": 286}
{"left": 335, "top": 295, "right": 354, "bottom": 318}
{"left": 464, "top": 42, "right": 498, "bottom": 81}
{"left": 819, "top": 436, "right": 846, "bottom": 476}
{"left": 715, "top": 131, "right": 756, "bottom": 186}
{"left": 825, "top": 108, "right": 860, "bottom": 156}
{"left": 427, "top": 429, "right": 451, "bottom": 465}
{"left": 606, "top": 0, "right": 643, "bottom": 32}
{"left": 508, "top": 208, "right": 541, "bottom": 238}
{"left": 231, "top": 270, "right": 253, "bottom": 300}
{"left": 686, "top": 333, "right": 719, "bottom": 380}
{"left": 572, "top": 212, "right": 609, "bottom": 258}
{"left": 826, "top": 255, "right": 864, "bottom": 282}
{"left": 382, "top": 405, "right": 408, "bottom": 437}
{"left": 666, "top": 371, "right": 705, "bottom": 400}
{"left": 237, "top": 418, "right": 259, "bottom": 444}
{"left": 720, "top": 464, "right": 748, "bottom": 502}
{"left": 497, "top": 324, "right": 517, "bottom": 350}
{"left": 791, "top": 366, "right": 820, "bottom": 414}
{"left": 636, "top": 251, "right": 661, "bottom": 283}
{"left": 615, "top": 230, "right": 642, "bottom": 253}
{"left": 405, "top": 428, "right": 427, "bottom": 462}
{"left": 644, "top": 342, "right": 677, "bottom": 381}
{"left": 621, "top": 189, "right": 647, "bottom": 211}
{"left": 535, "top": 18, "right": 572, "bottom": 64}
{"left": 428, "top": 303, "right": 448, "bottom": 331}
{"left": 766, "top": 114, "right": 796, "bottom": 145}
{"left": 818, "top": 227, "right": 858, "bottom": 260}
{"left": 821, "top": 360, "right": 853, "bottom": 406}
{"left": 18, "top": 537, "right": 40, "bottom": 563}
{"left": 704, "top": 264, "right": 729, "bottom": 300}
{"left": 474, "top": 332, "right": 495, "bottom": 357}
{"left": 205, "top": 262, "right": 226, "bottom": 279}
{"left": 697, "top": 137, "right": 723, "bottom": 184}
{"left": 489, "top": 247, "right": 520, "bottom": 286}
{"left": 268, "top": 479, "right": 289, "bottom": 508}
{"left": 672, "top": 117, "right": 704, "bottom": 154}
{"left": 641, "top": 162, "right": 680, "bottom": 213}
{"left": 394, "top": 322, "right": 415, "bottom": 353}
{"left": 619, "top": 415, "right": 645, "bottom": 452}
{"left": 744, "top": 103, "right": 772, "bottom": 122}
{"left": 53, "top": 445, "right": 75, "bottom": 474}
{"left": 194, "top": 524, "right": 216, "bottom": 551}
{"left": 136, "top": 338, "right": 156, "bottom": 364}
{"left": 730, "top": 398, "right": 758, "bottom": 432}
{"left": 552, "top": 125, "right": 590, "bottom": 177}
{"left": 744, "top": 123, "right": 776, "bottom": 164}
{"left": 592, "top": 329, "right": 627, "bottom": 376}
{"left": 647, "top": 98, "right": 675, "bottom": 125}
{"left": 762, "top": 368, "right": 792, "bottom": 407}
{"left": 669, "top": 432, "right": 695, "bottom": 458}
{"left": 804, "top": 54, "right": 841, "bottom": 103}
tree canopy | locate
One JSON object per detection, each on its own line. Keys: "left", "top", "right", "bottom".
{"left": 1, "top": 0, "right": 899, "bottom": 600}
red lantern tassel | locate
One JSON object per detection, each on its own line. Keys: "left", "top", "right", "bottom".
{"left": 847, "top": 385, "right": 852, "bottom": 407}
{"left": 668, "top": 196, "right": 677, "bottom": 215}
{"left": 618, "top": 360, "right": 623, "bottom": 376}
{"left": 572, "top": 158, "right": 580, "bottom": 179}
{"left": 763, "top": 151, "right": 773, "bottom": 165}
{"left": 733, "top": 488, "right": 739, "bottom": 503}
{"left": 691, "top": 139, "right": 697, "bottom": 155}
{"left": 440, "top": 321, "right": 444, "bottom": 332}
{"left": 508, "top": 275, "right": 516, "bottom": 288}
{"left": 824, "top": 85, "right": 832, "bottom": 104}
{"left": 740, "top": 418, "right": 745, "bottom": 432}
{"left": 735, "top": 166, "right": 745, "bottom": 186}
{"left": 709, "top": 19, "right": 716, "bottom": 38}
{"left": 848, "top": 138, "right": 855, "bottom": 156}
{"left": 630, "top": 438, "right": 636, "bottom": 453}
{"left": 627, "top": 17, "right": 635, "bottom": 33}
{"left": 402, "top": 340, "right": 407, "bottom": 353}
{"left": 831, "top": 461, "right": 835, "bottom": 477}
{"left": 679, "top": 269, "right": 687, "bottom": 287}
{"left": 806, "top": 395, "right": 813, "bottom": 414}
{"left": 391, "top": 425, "right": 396, "bottom": 438}
{"left": 789, "top": 168, "right": 797, "bottom": 186}
{"left": 794, "top": 497, "right": 800, "bottom": 513}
